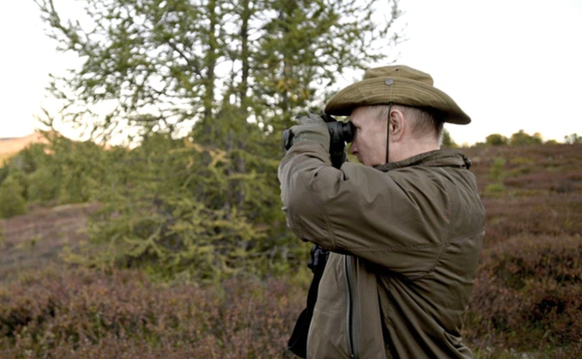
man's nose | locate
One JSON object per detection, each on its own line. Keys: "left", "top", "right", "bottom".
{"left": 349, "top": 142, "right": 357, "bottom": 154}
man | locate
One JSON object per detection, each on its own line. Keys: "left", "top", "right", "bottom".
{"left": 278, "top": 65, "right": 485, "bottom": 358}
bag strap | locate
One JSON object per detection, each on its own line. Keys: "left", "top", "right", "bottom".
{"left": 288, "top": 245, "right": 329, "bottom": 358}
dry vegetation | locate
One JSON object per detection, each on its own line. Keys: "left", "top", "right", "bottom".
{"left": 0, "top": 203, "right": 98, "bottom": 281}
{"left": 1, "top": 143, "right": 581, "bottom": 358}
{"left": 462, "top": 144, "right": 582, "bottom": 358}
{"left": 0, "top": 269, "right": 303, "bottom": 359}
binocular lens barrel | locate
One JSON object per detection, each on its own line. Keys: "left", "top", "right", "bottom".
{"left": 282, "top": 121, "right": 355, "bottom": 151}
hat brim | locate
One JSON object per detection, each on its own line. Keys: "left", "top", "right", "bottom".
{"left": 324, "top": 77, "right": 471, "bottom": 125}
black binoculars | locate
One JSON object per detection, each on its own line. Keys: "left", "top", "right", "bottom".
{"left": 282, "top": 113, "right": 355, "bottom": 169}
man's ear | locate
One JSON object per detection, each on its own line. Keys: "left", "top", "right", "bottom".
{"left": 389, "top": 109, "right": 406, "bottom": 142}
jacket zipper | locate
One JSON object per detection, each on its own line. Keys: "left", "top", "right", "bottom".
{"left": 344, "top": 255, "right": 359, "bottom": 359}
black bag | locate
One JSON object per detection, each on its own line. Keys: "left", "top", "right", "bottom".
{"left": 288, "top": 245, "right": 329, "bottom": 358}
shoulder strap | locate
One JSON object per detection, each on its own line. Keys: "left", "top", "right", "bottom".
{"left": 288, "top": 245, "right": 329, "bottom": 358}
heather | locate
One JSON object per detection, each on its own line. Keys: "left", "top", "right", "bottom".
{"left": 0, "top": 268, "right": 304, "bottom": 359}
{"left": 1, "top": 143, "right": 581, "bottom": 358}
{"left": 461, "top": 144, "right": 582, "bottom": 357}
{"left": 0, "top": 0, "right": 579, "bottom": 355}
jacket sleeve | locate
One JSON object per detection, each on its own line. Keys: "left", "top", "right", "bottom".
{"left": 278, "top": 142, "right": 450, "bottom": 279}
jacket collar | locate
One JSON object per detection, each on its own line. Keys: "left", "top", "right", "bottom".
{"left": 374, "top": 149, "right": 472, "bottom": 172}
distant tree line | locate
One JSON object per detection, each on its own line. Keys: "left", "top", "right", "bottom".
{"left": 473, "top": 130, "right": 581, "bottom": 147}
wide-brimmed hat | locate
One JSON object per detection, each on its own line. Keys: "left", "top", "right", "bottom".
{"left": 324, "top": 65, "right": 471, "bottom": 124}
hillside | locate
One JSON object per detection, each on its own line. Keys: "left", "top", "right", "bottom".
{"left": 0, "top": 132, "right": 49, "bottom": 165}
{"left": 0, "top": 143, "right": 581, "bottom": 358}
{"left": 0, "top": 203, "right": 99, "bottom": 280}
{"left": 0, "top": 133, "right": 48, "bottom": 156}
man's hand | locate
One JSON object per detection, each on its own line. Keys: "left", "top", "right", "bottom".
{"left": 290, "top": 112, "right": 330, "bottom": 152}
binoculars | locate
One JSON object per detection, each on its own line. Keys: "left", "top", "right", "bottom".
{"left": 282, "top": 113, "right": 355, "bottom": 169}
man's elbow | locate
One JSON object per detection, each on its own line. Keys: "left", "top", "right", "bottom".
{"left": 284, "top": 194, "right": 335, "bottom": 249}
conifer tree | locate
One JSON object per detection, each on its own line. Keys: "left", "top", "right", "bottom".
{"left": 441, "top": 129, "right": 458, "bottom": 148}
{"left": 37, "top": 0, "right": 402, "bottom": 139}
{"left": 37, "top": 0, "right": 404, "bottom": 281}
{"left": 0, "top": 176, "right": 27, "bottom": 219}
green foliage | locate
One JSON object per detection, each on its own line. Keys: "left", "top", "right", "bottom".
{"left": 441, "top": 129, "right": 458, "bottom": 148}
{"left": 475, "top": 132, "right": 552, "bottom": 147}
{"left": 485, "top": 133, "right": 508, "bottom": 146}
{"left": 564, "top": 133, "right": 582, "bottom": 144}
{"left": 489, "top": 157, "right": 507, "bottom": 183}
{"left": 70, "top": 130, "right": 300, "bottom": 282}
{"left": 0, "top": 165, "right": 8, "bottom": 186}
{"left": 484, "top": 182, "right": 505, "bottom": 197}
{"left": 33, "top": 0, "right": 403, "bottom": 282}
{"left": 51, "top": 139, "right": 105, "bottom": 204}
{"left": 37, "top": 0, "right": 403, "bottom": 140}
{"left": 27, "top": 167, "right": 59, "bottom": 203}
{"left": 0, "top": 176, "right": 27, "bottom": 219}
{"left": 484, "top": 157, "right": 506, "bottom": 197}
{"left": 1, "top": 134, "right": 107, "bottom": 205}
{"left": 11, "top": 143, "right": 50, "bottom": 174}
{"left": 510, "top": 129, "right": 543, "bottom": 146}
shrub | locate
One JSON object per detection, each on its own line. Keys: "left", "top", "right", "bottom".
{"left": 0, "top": 176, "right": 27, "bottom": 218}
{"left": 441, "top": 129, "right": 458, "bottom": 148}
{"left": 482, "top": 195, "right": 582, "bottom": 248}
{"left": 489, "top": 157, "right": 506, "bottom": 183}
{"left": 75, "top": 133, "right": 301, "bottom": 283}
{"left": 27, "top": 167, "right": 59, "bottom": 203}
{"left": 485, "top": 134, "right": 508, "bottom": 146}
{"left": 0, "top": 268, "right": 305, "bottom": 358}
{"left": 510, "top": 130, "right": 543, "bottom": 146}
{"left": 467, "top": 234, "right": 582, "bottom": 349}
{"left": 484, "top": 183, "right": 505, "bottom": 197}
{"left": 564, "top": 133, "right": 582, "bottom": 144}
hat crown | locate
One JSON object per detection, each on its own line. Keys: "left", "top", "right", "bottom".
{"left": 363, "top": 65, "right": 434, "bottom": 86}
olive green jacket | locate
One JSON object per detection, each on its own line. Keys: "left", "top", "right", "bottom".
{"left": 279, "top": 142, "right": 485, "bottom": 359}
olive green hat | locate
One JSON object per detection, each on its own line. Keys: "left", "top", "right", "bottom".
{"left": 324, "top": 65, "right": 471, "bottom": 124}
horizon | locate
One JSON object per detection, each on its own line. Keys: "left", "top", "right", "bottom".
{"left": 0, "top": 127, "right": 576, "bottom": 149}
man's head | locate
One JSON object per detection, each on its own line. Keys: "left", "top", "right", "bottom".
{"left": 324, "top": 65, "right": 470, "bottom": 166}
{"left": 349, "top": 105, "right": 443, "bottom": 166}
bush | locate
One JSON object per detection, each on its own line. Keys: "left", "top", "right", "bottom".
{"left": 485, "top": 134, "right": 508, "bottom": 146}
{"left": 489, "top": 157, "right": 506, "bottom": 183}
{"left": 467, "top": 234, "right": 582, "bottom": 349}
{"left": 0, "top": 268, "right": 305, "bottom": 359}
{"left": 76, "top": 132, "right": 301, "bottom": 283}
{"left": 510, "top": 130, "right": 543, "bottom": 146}
{"left": 484, "top": 182, "right": 505, "bottom": 197}
{"left": 482, "top": 195, "right": 582, "bottom": 248}
{"left": 27, "top": 167, "right": 59, "bottom": 203}
{"left": 0, "top": 176, "right": 27, "bottom": 218}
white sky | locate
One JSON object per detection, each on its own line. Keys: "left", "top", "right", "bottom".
{"left": 1, "top": 0, "right": 581, "bottom": 145}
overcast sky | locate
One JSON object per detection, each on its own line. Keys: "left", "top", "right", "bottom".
{"left": 1, "top": 0, "right": 581, "bottom": 145}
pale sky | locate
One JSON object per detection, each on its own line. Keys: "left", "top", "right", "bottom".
{"left": 1, "top": 0, "right": 581, "bottom": 145}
